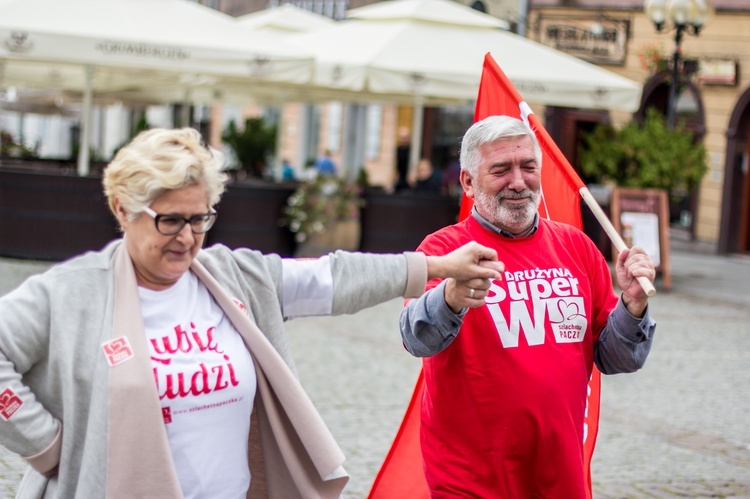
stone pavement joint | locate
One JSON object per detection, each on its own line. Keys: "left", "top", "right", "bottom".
{"left": 602, "top": 411, "right": 750, "bottom": 469}
{"left": 595, "top": 481, "right": 750, "bottom": 498}
{"left": 638, "top": 481, "right": 750, "bottom": 498}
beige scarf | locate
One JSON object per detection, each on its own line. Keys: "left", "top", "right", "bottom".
{"left": 107, "top": 243, "right": 348, "bottom": 498}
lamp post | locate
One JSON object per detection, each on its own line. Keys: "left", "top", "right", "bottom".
{"left": 644, "top": 0, "right": 713, "bottom": 130}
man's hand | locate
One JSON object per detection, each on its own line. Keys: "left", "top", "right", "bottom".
{"left": 425, "top": 242, "right": 504, "bottom": 313}
{"left": 616, "top": 246, "right": 656, "bottom": 317}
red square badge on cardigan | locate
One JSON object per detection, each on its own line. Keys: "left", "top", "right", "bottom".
{"left": 0, "top": 387, "right": 23, "bottom": 421}
{"left": 102, "top": 337, "right": 134, "bottom": 366}
{"left": 232, "top": 297, "right": 249, "bottom": 317}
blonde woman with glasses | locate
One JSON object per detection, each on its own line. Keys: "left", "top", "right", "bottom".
{"left": 0, "top": 127, "right": 503, "bottom": 499}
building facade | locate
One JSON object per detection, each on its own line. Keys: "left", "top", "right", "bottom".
{"left": 4, "top": 0, "right": 746, "bottom": 252}
{"left": 527, "top": 0, "right": 750, "bottom": 254}
{"left": 212, "top": 0, "right": 750, "bottom": 254}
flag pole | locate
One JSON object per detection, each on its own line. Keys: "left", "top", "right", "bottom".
{"left": 579, "top": 187, "right": 657, "bottom": 297}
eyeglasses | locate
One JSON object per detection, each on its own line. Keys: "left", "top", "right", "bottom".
{"left": 143, "top": 206, "right": 217, "bottom": 235}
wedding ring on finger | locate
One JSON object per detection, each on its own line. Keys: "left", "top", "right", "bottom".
{"left": 469, "top": 288, "right": 475, "bottom": 299}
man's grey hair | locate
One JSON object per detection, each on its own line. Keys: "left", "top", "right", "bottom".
{"left": 459, "top": 115, "right": 542, "bottom": 177}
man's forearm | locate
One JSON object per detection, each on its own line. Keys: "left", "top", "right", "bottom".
{"left": 400, "top": 281, "right": 466, "bottom": 357}
{"left": 594, "top": 297, "right": 656, "bottom": 374}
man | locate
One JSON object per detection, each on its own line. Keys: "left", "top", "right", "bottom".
{"left": 281, "top": 158, "right": 296, "bottom": 182}
{"left": 314, "top": 149, "right": 337, "bottom": 176}
{"left": 394, "top": 126, "right": 411, "bottom": 193}
{"left": 400, "top": 115, "right": 656, "bottom": 498}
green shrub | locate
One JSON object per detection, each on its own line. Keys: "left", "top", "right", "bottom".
{"left": 578, "top": 108, "right": 708, "bottom": 195}
{"left": 222, "top": 117, "right": 277, "bottom": 178}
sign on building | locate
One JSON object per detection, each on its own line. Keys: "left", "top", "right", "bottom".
{"left": 537, "top": 17, "right": 630, "bottom": 66}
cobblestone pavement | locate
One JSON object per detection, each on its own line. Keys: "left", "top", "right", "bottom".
{"left": 1, "top": 248, "right": 749, "bottom": 498}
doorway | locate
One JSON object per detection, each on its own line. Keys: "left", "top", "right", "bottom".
{"left": 637, "top": 74, "right": 706, "bottom": 238}
{"left": 543, "top": 107, "right": 611, "bottom": 180}
{"left": 544, "top": 107, "right": 613, "bottom": 258}
{"left": 719, "top": 86, "right": 750, "bottom": 254}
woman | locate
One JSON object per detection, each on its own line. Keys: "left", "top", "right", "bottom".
{"left": 0, "top": 128, "right": 502, "bottom": 498}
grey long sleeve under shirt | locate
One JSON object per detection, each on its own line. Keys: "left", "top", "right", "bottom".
{"left": 399, "top": 210, "right": 656, "bottom": 374}
{"left": 400, "top": 281, "right": 655, "bottom": 374}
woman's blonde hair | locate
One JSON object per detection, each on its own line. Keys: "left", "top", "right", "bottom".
{"left": 103, "top": 128, "right": 228, "bottom": 222}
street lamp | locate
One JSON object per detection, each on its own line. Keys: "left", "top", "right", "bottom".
{"left": 644, "top": 0, "right": 714, "bottom": 129}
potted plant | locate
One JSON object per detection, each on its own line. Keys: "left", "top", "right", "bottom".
{"left": 578, "top": 107, "right": 709, "bottom": 254}
{"left": 638, "top": 42, "right": 668, "bottom": 74}
{"left": 221, "top": 117, "right": 277, "bottom": 179}
{"left": 577, "top": 108, "right": 707, "bottom": 267}
{"left": 0, "top": 131, "right": 38, "bottom": 159}
{"left": 578, "top": 108, "right": 708, "bottom": 198}
{"left": 282, "top": 174, "right": 365, "bottom": 256}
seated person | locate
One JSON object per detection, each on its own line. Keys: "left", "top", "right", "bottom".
{"left": 413, "top": 158, "right": 442, "bottom": 193}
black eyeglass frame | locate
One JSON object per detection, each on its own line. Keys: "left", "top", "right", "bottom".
{"left": 142, "top": 206, "right": 218, "bottom": 235}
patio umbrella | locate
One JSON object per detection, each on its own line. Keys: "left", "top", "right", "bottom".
{"left": 291, "top": 0, "right": 642, "bottom": 171}
{"left": 236, "top": 4, "right": 335, "bottom": 34}
{"left": 0, "top": 0, "right": 313, "bottom": 174}
{"left": 234, "top": 5, "right": 338, "bottom": 178}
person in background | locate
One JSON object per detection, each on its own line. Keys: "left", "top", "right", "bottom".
{"left": 441, "top": 148, "right": 462, "bottom": 197}
{"left": 0, "top": 127, "right": 503, "bottom": 498}
{"left": 281, "top": 158, "right": 296, "bottom": 182}
{"left": 400, "top": 115, "right": 657, "bottom": 498}
{"left": 412, "top": 158, "right": 442, "bottom": 193}
{"left": 394, "top": 126, "right": 411, "bottom": 193}
{"left": 314, "top": 149, "right": 337, "bottom": 176}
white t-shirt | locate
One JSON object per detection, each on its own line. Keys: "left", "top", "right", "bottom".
{"left": 139, "top": 272, "right": 256, "bottom": 499}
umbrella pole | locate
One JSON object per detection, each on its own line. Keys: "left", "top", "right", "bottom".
{"left": 408, "top": 96, "right": 424, "bottom": 183}
{"left": 181, "top": 88, "right": 191, "bottom": 127}
{"left": 274, "top": 108, "right": 284, "bottom": 181}
{"left": 77, "top": 65, "right": 94, "bottom": 177}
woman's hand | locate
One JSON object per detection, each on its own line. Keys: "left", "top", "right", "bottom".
{"left": 426, "top": 242, "right": 504, "bottom": 313}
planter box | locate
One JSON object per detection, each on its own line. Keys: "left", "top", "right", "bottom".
{"left": 0, "top": 167, "right": 118, "bottom": 261}
{"left": 0, "top": 167, "right": 298, "bottom": 261}
{"left": 360, "top": 190, "right": 460, "bottom": 253}
{"left": 294, "top": 219, "right": 361, "bottom": 258}
{"left": 205, "top": 179, "right": 297, "bottom": 257}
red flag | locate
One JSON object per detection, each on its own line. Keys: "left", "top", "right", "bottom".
{"left": 461, "top": 55, "right": 585, "bottom": 225}
{"left": 367, "top": 370, "right": 429, "bottom": 497}
{"left": 369, "top": 53, "right": 600, "bottom": 499}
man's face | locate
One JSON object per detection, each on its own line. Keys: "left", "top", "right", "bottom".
{"left": 459, "top": 136, "right": 541, "bottom": 236}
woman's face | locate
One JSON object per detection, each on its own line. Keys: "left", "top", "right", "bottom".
{"left": 116, "top": 183, "right": 210, "bottom": 290}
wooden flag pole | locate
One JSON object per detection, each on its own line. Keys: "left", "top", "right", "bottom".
{"left": 579, "top": 187, "right": 657, "bottom": 297}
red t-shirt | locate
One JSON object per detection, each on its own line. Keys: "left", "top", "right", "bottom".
{"left": 418, "top": 216, "right": 617, "bottom": 498}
